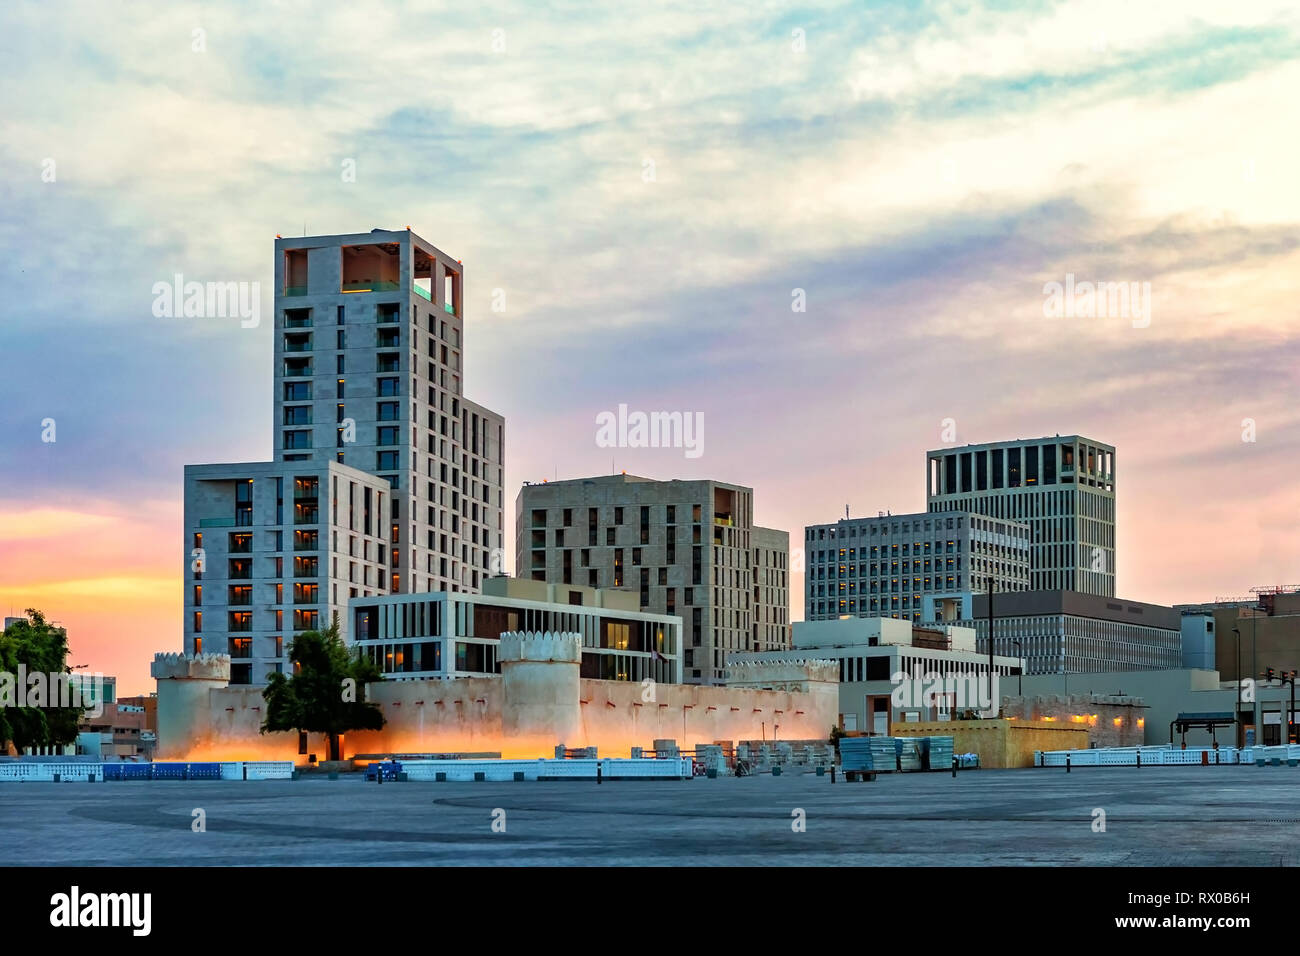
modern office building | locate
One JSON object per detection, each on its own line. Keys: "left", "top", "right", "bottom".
{"left": 729, "top": 616, "right": 1022, "bottom": 734}
{"left": 274, "top": 228, "right": 505, "bottom": 595}
{"left": 925, "top": 435, "right": 1115, "bottom": 595}
{"left": 183, "top": 460, "right": 392, "bottom": 684}
{"left": 515, "top": 474, "right": 790, "bottom": 684}
{"left": 350, "top": 576, "right": 683, "bottom": 684}
{"left": 974, "top": 590, "right": 1181, "bottom": 675}
{"left": 181, "top": 228, "right": 505, "bottom": 685}
{"left": 804, "top": 511, "right": 1030, "bottom": 624}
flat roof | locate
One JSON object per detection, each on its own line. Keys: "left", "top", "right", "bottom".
{"left": 973, "top": 590, "right": 1179, "bottom": 631}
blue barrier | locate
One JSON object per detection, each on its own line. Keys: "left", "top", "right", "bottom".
{"left": 187, "top": 763, "right": 222, "bottom": 780}
{"left": 364, "top": 760, "right": 402, "bottom": 781}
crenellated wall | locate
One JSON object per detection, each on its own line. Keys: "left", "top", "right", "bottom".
{"left": 152, "top": 635, "right": 839, "bottom": 762}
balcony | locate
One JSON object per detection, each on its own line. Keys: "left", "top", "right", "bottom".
{"left": 293, "top": 539, "right": 319, "bottom": 552}
{"left": 714, "top": 515, "right": 734, "bottom": 527}
{"left": 283, "top": 362, "right": 313, "bottom": 378}
{"left": 284, "top": 286, "right": 308, "bottom": 297}
{"left": 444, "top": 302, "right": 455, "bottom": 315}
{"left": 342, "top": 280, "right": 400, "bottom": 294}
{"left": 198, "top": 517, "right": 235, "bottom": 528}
{"left": 294, "top": 509, "right": 319, "bottom": 525}
{"left": 283, "top": 340, "right": 312, "bottom": 353}
{"left": 284, "top": 315, "right": 312, "bottom": 329}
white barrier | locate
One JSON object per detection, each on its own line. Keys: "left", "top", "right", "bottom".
{"left": 0, "top": 760, "right": 293, "bottom": 782}
{"left": 1036, "top": 745, "right": 1245, "bottom": 767}
{"left": 0, "top": 762, "right": 104, "bottom": 781}
{"left": 243, "top": 761, "right": 295, "bottom": 780}
{"left": 402, "top": 757, "right": 694, "bottom": 781}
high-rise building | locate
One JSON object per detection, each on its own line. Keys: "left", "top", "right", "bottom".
{"left": 515, "top": 475, "right": 790, "bottom": 684}
{"left": 925, "top": 435, "right": 1115, "bottom": 595}
{"left": 804, "top": 510, "right": 1030, "bottom": 623}
{"left": 274, "top": 229, "right": 504, "bottom": 595}
{"left": 182, "top": 228, "right": 504, "bottom": 684}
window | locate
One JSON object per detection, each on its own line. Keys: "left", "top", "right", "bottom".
{"left": 377, "top": 402, "right": 399, "bottom": 421}
{"left": 283, "top": 406, "right": 311, "bottom": 425}
{"left": 284, "top": 429, "right": 311, "bottom": 450}
{"left": 377, "top": 377, "right": 400, "bottom": 396}
{"left": 377, "top": 451, "right": 399, "bottom": 470}
{"left": 377, "top": 426, "right": 399, "bottom": 446}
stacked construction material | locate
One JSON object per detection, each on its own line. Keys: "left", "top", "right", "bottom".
{"left": 922, "top": 736, "right": 954, "bottom": 771}
{"left": 841, "top": 736, "right": 899, "bottom": 772}
{"left": 897, "top": 738, "right": 922, "bottom": 771}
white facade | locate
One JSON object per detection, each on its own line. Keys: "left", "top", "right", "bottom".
{"left": 732, "top": 617, "right": 1022, "bottom": 733}
{"left": 926, "top": 435, "right": 1116, "bottom": 595}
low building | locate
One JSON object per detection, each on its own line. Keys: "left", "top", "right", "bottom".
{"left": 975, "top": 590, "right": 1181, "bottom": 675}
{"left": 729, "top": 616, "right": 1022, "bottom": 735}
{"left": 350, "top": 576, "right": 684, "bottom": 685}
{"left": 77, "top": 700, "right": 155, "bottom": 760}
{"left": 1018, "top": 668, "right": 1300, "bottom": 748}
{"left": 1176, "top": 588, "right": 1300, "bottom": 682}
{"left": 1000, "top": 693, "right": 1146, "bottom": 748}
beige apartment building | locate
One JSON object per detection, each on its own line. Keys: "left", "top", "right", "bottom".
{"left": 515, "top": 475, "right": 790, "bottom": 684}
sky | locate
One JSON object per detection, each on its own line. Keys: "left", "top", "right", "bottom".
{"left": 1, "top": 0, "right": 1298, "bottom": 695}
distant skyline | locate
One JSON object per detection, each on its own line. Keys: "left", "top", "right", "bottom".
{"left": 2, "top": 1, "right": 1299, "bottom": 694}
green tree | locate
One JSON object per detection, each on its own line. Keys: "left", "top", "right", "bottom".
{"left": 261, "top": 615, "right": 384, "bottom": 761}
{"left": 0, "top": 609, "right": 85, "bottom": 753}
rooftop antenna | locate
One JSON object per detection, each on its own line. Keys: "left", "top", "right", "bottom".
{"left": 845, "top": 503, "right": 849, "bottom": 519}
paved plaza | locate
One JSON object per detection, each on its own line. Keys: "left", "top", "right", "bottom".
{"left": 3, "top": 765, "right": 1296, "bottom": 866}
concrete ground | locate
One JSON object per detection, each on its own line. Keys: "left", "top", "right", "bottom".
{"left": 3, "top": 765, "right": 1297, "bottom": 866}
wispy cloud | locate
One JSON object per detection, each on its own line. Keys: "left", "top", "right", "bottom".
{"left": 1, "top": 0, "right": 1298, "bottom": 691}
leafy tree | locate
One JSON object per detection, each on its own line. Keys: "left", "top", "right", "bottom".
{"left": 0, "top": 609, "right": 85, "bottom": 753}
{"left": 261, "top": 615, "right": 384, "bottom": 762}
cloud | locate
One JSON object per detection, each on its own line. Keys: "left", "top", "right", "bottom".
{"left": 0, "top": 0, "right": 1297, "bottom": 687}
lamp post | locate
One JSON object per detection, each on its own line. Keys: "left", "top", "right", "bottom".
{"left": 986, "top": 575, "right": 996, "bottom": 716}
{"left": 1232, "top": 626, "right": 1243, "bottom": 749}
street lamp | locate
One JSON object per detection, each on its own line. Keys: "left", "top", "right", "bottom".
{"left": 1232, "top": 626, "right": 1242, "bottom": 748}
